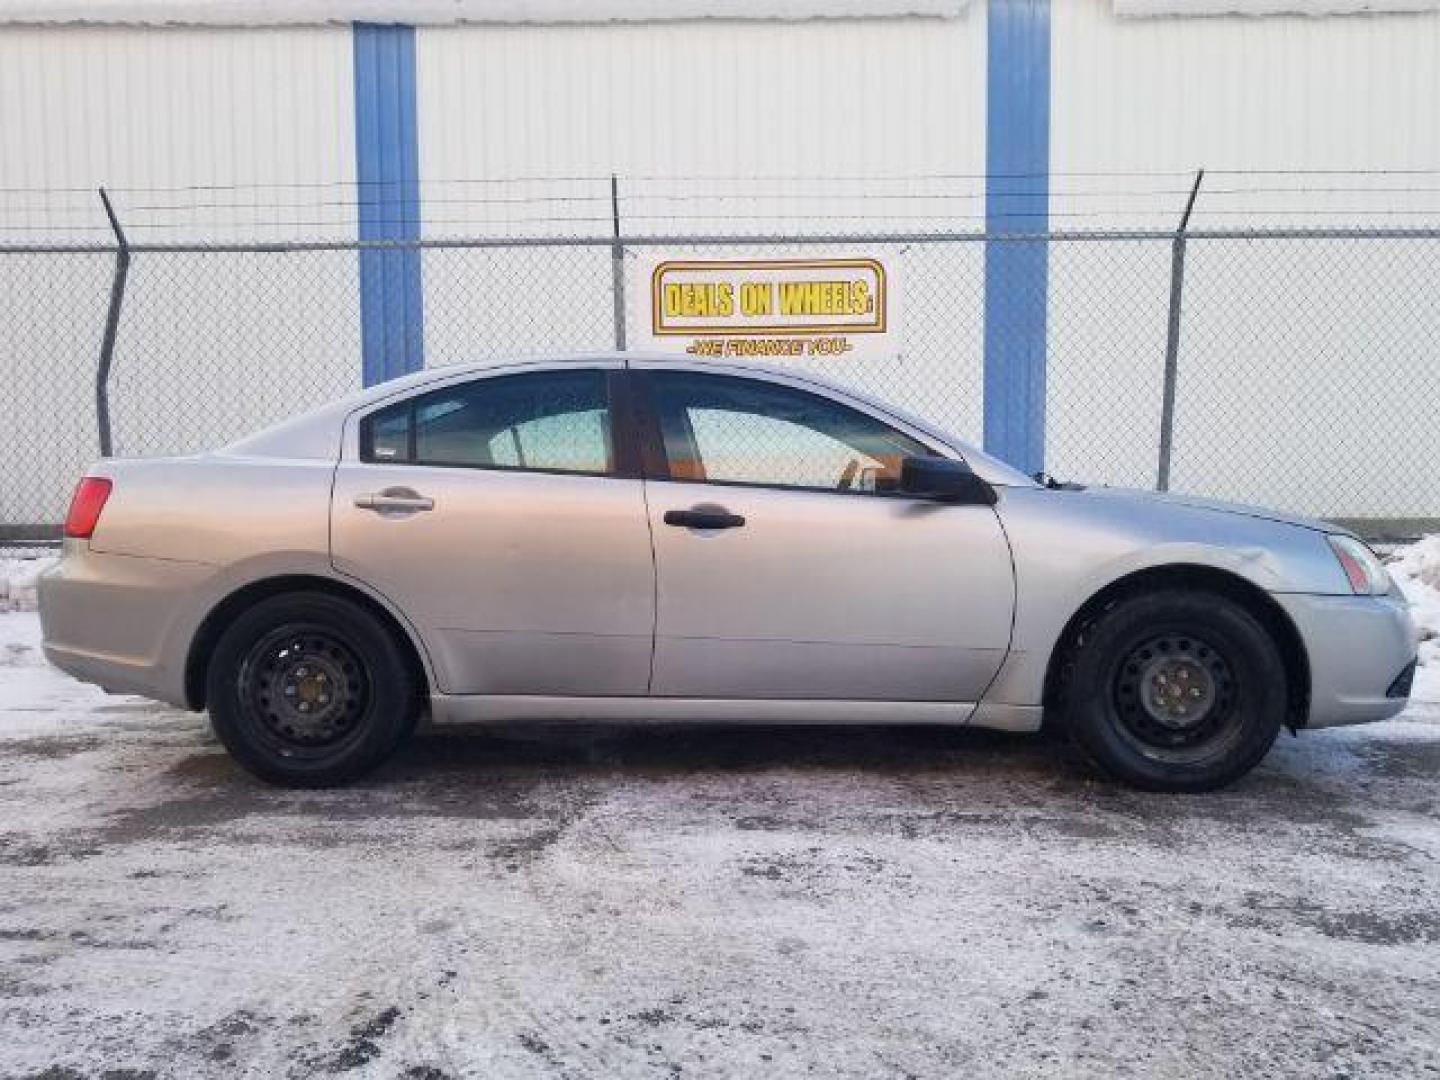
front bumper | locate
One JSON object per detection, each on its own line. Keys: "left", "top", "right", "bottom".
{"left": 39, "top": 542, "right": 212, "bottom": 707}
{"left": 1273, "top": 591, "right": 1419, "bottom": 728}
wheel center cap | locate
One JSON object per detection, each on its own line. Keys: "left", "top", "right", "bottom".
{"left": 277, "top": 658, "right": 342, "bottom": 726}
{"left": 1139, "top": 657, "right": 1216, "bottom": 729}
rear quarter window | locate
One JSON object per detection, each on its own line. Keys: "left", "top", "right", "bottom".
{"left": 359, "top": 370, "right": 613, "bottom": 477}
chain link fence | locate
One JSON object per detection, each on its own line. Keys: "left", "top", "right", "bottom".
{"left": 3, "top": 227, "right": 1438, "bottom": 541}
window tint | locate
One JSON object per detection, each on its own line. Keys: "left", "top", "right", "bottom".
{"left": 649, "top": 372, "right": 929, "bottom": 492}
{"left": 367, "top": 407, "right": 411, "bottom": 462}
{"left": 363, "top": 370, "right": 613, "bottom": 476}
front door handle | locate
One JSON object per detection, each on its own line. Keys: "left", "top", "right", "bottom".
{"left": 664, "top": 507, "right": 746, "bottom": 530}
{"left": 355, "top": 488, "right": 435, "bottom": 514}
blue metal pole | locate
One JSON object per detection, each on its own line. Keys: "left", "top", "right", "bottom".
{"left": 983, "top": 0, "right": 1051, "bottom": 475}
{"left": 353, "top": 23, "right": 425, "bottom": 385}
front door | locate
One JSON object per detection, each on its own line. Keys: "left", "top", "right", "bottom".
{"left": 331, "top": 366, "right": 655, "bottom": 697}
{"left": 636, "top": 368, "right": 1015, "bottom": 703}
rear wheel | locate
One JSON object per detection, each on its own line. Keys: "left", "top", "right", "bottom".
{"left": 206, "top": 592, "right": 419, "bottom": 787}
{"left": 1057, "top": 589, "right": 1286, "bottom": 792}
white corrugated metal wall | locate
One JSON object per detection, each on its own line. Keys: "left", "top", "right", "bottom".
{"left": 414, "top": 13, "right": 991, "bottom": 440}
{"left": 1056, "top": 2, "right": 1440, "bottom": 177}
{"left": 1, "top": 1, "right": 1439, "bottom": 524}
{"left": 0, "top": 24, "right": 356, "bottom": 233}
{"left": 417, "top": 17, "right": 986, "bottom": 182}
{"left": 0, "top": 25, "right": 361, "bottom": 524}
{"left": 1048, "top": 0, "right": 1440, "bottom": 513}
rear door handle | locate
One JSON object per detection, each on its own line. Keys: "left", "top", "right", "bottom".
{"left": 355, "top": 490, "right": 435, "bottom": 513}
{"left": 664, "top": 507, "right": 745, "bottom": 530}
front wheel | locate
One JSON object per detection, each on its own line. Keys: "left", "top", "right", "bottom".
{"left": 206, "top": 592, "right": 419, "bottom": 787}
{"left": 1057, "top": 589, "right": 1287, "bottom": 792}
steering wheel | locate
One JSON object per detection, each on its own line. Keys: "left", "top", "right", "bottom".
{"left": 837, "top": 458, "right": 861, "bottom": 492}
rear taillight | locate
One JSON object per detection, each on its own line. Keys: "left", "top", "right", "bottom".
{"left": 64, "top": 477, "right": 112, "bottom": 539}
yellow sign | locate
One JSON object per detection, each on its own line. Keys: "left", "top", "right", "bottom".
{"left": 643, "top": 257, "right": 891, "bottom": 359}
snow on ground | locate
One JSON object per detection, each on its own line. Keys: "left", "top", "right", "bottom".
{"left": 0, "top": 555, "right": 47, "bottom": 614}
{"left": 1, "top": 543, "right": 1438, "bottom": 1078}
{"left": 1388, "top": 535, "right": 1440, "bottom": 703}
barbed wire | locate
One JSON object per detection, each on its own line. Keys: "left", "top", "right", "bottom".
{"left": 5, "top": 166, "right": 1440, "bottom": 198}
{"left": 7, "top": 169, "right": 1440, "bottom": 240}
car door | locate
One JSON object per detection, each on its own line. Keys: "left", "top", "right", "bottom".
{"left": 635, "top": 367, "right": 1015, "bottom": 704}
{"left": 331, "top": 365, "right": 656, "bottom": 697}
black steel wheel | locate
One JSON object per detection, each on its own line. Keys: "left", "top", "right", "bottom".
{"left": 1057, "top": 588, "right": 1286, "bottom": 792}
{"left": 207, "top": 591, "right": 419, "bottom": 787}
{"left": 239, "top": 625, "right": 372, "bottom": 756}
{"left": 1111, "top": 632, "right": 1244, "bottom": 765}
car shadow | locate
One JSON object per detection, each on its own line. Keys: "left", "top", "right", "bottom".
{"left": 356, "top": 722, "right": 1412, "bottom": 839}
{"left": 129, "top": 715, "right": 1423, "bottom": 848}
{"left": 381, "top": 722, "right": 1072, "bottom": 781}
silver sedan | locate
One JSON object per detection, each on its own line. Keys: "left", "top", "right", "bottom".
{"left": 39, "top": 355, "right": 1417, "bottom": 791}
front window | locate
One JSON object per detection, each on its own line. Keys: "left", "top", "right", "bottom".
{"left": 647, "top": 372, "right": 930, "bottom": 492}
{"left": 361, "top": 370, "right": 614, "bottom": 477}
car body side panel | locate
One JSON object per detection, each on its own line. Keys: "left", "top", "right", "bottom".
{"left": 84, "top": 456, "right": 335, "bottom": 567}
{"left": 39, "top": 455, "right": 346, "bottom": 707}
{"left": 984, "top": 485, "right": 1358, "bottom": 712}
{"left": 430, "top": 694, "right": 971, "bottom": 726}
{"left": 41, "top": 544, "right": 437, "bottom": 711}
{"left": 1273, "top": 592, "right": 1415, "bottom": 727}
{"left": 40, "top": 543, "right": 216, "bottom": 703}
{"left": 331, "top": 464, "right": 656, "bottom": 696}
{"left": 645, "top": 481, "right": 1015, "bottom": 702}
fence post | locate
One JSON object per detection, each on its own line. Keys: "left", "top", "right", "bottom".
{"left": 95, "top": 187, "right": 131, "bottom": 458}
{"left": 609, "top": 174, "right": 627, "bottom": 352}
{"left": 1155, "top": 168, "right": 1204, "bottom": 492}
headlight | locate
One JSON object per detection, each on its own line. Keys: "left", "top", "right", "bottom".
{"left": 1327, "top": 534, "right": 1393, "bottom": 595}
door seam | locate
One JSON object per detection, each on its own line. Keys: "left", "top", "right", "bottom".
{"left": 639, "top": 477, "right": 660, "bottom": 695}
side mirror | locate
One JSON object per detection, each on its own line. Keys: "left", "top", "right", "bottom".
{"left": 900, "top": 456, "right": 998, "bottom": 506}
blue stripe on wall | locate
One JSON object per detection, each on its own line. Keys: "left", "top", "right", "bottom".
{"left": 983, "top": 0, "right": 1051, "bottom": 476}
{"left": 353, "top": 23, "right": 424, "bottom": 385}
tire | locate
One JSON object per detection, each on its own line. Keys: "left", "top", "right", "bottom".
{"left": 206, "top": 591, "right": 420, "bottom": 787}
{"left": 1056, "top": 589, "right": 1286, "bottom": 792}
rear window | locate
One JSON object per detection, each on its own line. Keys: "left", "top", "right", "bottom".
{"left": 360, "top": 370, "right": 614, "bottom": 477}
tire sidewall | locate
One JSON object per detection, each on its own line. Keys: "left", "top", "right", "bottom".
{"left": 1064, "top": 590, "right": 1286, "bottom": 792}
{"left": 206, "top": 592, "right": 417, "bottom": 787}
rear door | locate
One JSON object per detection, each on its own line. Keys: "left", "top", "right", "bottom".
{"left": 331, "top": 364, "right": 656, "bottom": 697}
{"left": 635, "top": 367, "right": 1015, "bottom": 704}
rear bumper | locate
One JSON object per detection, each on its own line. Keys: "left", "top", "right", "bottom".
{"left": 38, "top": 542, "right": 213, "bottom": 707}
{"left": 1273, "top": 591, "right": 1419, "bottom": 728}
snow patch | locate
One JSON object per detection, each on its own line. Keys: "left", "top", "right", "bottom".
{"left": 0, "top": 555, "right": 53, "bottom": 614}
{"left": 1387, "top": 535, "right": 1440, "bottom": 703}
{"left": 1116, "top": 0, "right": 1439, "bottom": 16}
{"left": 0, "top": 0, "right": 972, "bottom": 27}
{"left": 2, "top": 598, "right": 1439, "bottom": 1076}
